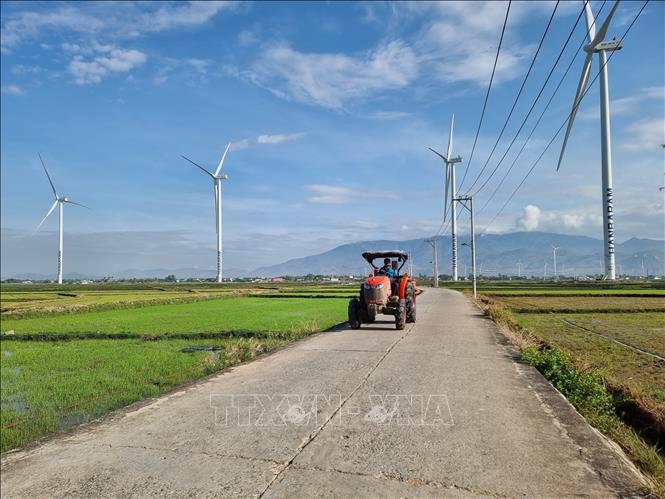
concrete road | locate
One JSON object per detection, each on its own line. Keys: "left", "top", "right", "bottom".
{"left": 1, "top": 289, "right": 647, "bottom": 498}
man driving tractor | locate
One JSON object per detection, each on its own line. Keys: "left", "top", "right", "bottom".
{"left": 379, "top": 258, "right": 397, "bottom": 278}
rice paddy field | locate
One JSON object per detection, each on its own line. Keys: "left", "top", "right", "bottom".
{"left": 0, "top": 282, "right": 354, "bottom": 452}
{"left": 468, "top": 280, "right": 665, "bottom": 487}
{"left": 475, "top": 285, "right": 665, "bottom": 405}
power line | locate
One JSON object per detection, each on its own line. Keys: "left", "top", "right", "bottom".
{"left": 457, "top": 1, "right": 511, "bottom": 193}
{"left": 477, "top": 0, "right": 604, "bottom": 213}
{"left": 464, "top": 1, "right": 560, "bottom": 195}
{"left": 471, "top": 0, "right": 596, "bottom": 198}
{"left": 480, "top": 1, "right": 648, "bottom": 236}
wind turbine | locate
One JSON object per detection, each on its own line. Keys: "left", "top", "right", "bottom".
{"left": 35, "top": 154, "right": 89, "bottom": 284}
{"left": 429, "top": 114, "right": 463, "bottom": 281}
{"left": 182, "top": 143, "right": 230, "bottom": 283}
{"left": 557, "top": 0, "right": 622, "bottom": 280}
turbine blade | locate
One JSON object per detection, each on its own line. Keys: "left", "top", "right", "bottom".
{"left": 446, "top": 114, "right": 454, "bottom": 159}
{"left": 181, "top": 155, "right": 214, "bottom": 177}
{"left": 65, "top": 200, "right": 91, "bottom": 209}
{"left": 556, "top": 52, "right": 593, "bottom": 171}
{"left": 35, "top": 200, "right": 58, "bottom": 232}
{"left": 428, "top": 147, "right": 448, "bottom": 163}
{"left": 214, "top": 143, "right": 231, "bottom": 177}
{"left": 584, "top": 0, "right": 596, "bottom": 42}
{"left": 38, "top": 153, "right": 58, "bottom": 198}
{"left": 590, "top": 0, "right": 621, "bottom": 47}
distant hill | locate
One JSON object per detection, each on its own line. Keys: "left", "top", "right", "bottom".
{"left": 251, "top": 232, "right": 665, "bottom": 278}
{"left": 5, "top": 232, "right": 663, "bottom": 280}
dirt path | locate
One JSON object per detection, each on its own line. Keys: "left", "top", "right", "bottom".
{"left": 1, "top": 288, "right": 646, "bottom": 497}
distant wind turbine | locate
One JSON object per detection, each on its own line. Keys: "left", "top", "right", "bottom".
{"left": 182, "top": 143, "right": 231, "bottom": 283}
{"left": 557, "top": 0, "right": 623, "bottom": 280}
{"left": 35, "top": 154, "right": 89, "bottom": 284}
{"left": 429, "top": 114, "right": 463, "bottom": 281}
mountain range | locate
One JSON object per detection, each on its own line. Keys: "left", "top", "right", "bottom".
{"left": 252, "top": 232, "right": 664, "bottom": 278}
{"left": 6, "top": 232, "right": 664, "bottom": 280}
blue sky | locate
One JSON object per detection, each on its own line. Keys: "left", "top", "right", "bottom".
{"left": 1, "top": 1, "right": 663, "bottom": 277}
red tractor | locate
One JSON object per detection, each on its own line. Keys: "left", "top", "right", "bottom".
{"left": 348, "top": 250, "right": 417, "bottom": 330}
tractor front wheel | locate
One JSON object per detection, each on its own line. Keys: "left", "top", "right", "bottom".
{"left": 395, "top": 299, "right": 406, "bottom": 330}
{"left": 348, "top": 298, "right": 362, "bottom": 329}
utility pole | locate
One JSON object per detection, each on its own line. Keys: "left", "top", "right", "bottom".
{"left": 456, "top": 196, "right": 476, "bottom": 298}
{"left": 424, "top": 239, "right": 439, "bottom": 287}
{"left": 552, "top": 246, "right": 559, "bottom": 280}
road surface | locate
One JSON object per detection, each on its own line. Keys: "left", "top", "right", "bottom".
{"left": 1, "top": 288, "right": 646, "bottom": 497}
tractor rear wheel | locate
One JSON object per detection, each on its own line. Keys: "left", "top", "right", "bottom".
{"left": 348, "top": 298, "right": 362, "bottom": 329}
{"left": 406, "top": 283, "right": 416, "bottom": 323}
{"left": 395, "top": 299, "right": 406, "bottom": 330}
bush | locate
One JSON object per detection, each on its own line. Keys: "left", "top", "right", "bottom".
{"left": 521, "top": 346, "right": 615, "bottom": 430}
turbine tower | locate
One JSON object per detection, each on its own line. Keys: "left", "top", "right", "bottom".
{"left": 182, "top": 143, "right": 230, "bottom": 283}
{"left": 557, "top": 0, "right": 622, "bottom": 280}
{"left": 35, "top": 154, "right": 89, "bottom": 284}
{"left": 429, "top": 115, "right": 463, "bottom": 281}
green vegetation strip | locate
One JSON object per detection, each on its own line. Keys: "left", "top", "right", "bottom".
{"left": 1, "top": 337, "right": 292, "bottom": 453}
{"left": 1, "top": 297, "right": 349, "bottom": 335}
{"left": 1, "top": 293, "right": 239, "bottom": 320}
{"left": 507, "top": 307, "right": 664, "bottom": 314}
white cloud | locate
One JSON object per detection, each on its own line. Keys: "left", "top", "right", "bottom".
{"left": 515, "top": 204, "right": 602, "bottom": 233}
{"left": 11, "top": 64, "right": 45, "bottom": 75}
{"left": 305, "top": 184, "right": 398, "bottom": 204}
{"left": 68, "top": 46, "right": 147, "bottom": 84}
{"left": 580, "top": 86, "right": 664, "bottom": 121}
{"left": 153, "top": 58, "right": 209, "bottom": 86}
{"left": 407, "top": 1, "right": 546, "bottom": 86}
{"left": 257, "top": 132, "right": 305, "bottom": 145}
{"left": 225, "top": 133, "right": 306, "bottom": 151}
{"left": 1, "top": 84, "right": 25, "bottom": 95}
{"left": 229, "top": 139, "right": 250, "bottom": 151}
{"left": 242, "top": 41, "right": 418, "bottom": 109}
{"left": 1, "top": 1, "right": 235, "bottom": 51}
{"left": 238, "top": 27, "right": 260, "bottom": 47}
{"left": 365, "top": 111, "right": 413, "bottom": 121}
{"left": 621, "top": 118, "right": 665, "bottom": 151}
{"left": 230, "top": 1, "right": 563, "bottom": 107}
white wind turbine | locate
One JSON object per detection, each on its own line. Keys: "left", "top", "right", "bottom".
{"left": 182, "top": 143, "right": 231, "bottom": 283}
{"left": 35, "top": 154, "right": 89, "bottom": 284}
{"left": 557, "top": 0, "right": 623, "bottom": 280}
{"left": 429, "top": 114, "right": 463, "bottom": 281}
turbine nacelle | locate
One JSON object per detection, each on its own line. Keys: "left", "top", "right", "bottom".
{"left": 584, "top": 38, "right": 623, "bottom": 54}
{"left": 181, "top": 143, "right": 232, "bottom": 180}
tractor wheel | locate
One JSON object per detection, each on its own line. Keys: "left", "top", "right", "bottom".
{"left": 360, "top": 309, "right": 375, "bottom": 323}
{"left": 395, "top": 299, "right": 406, "bottom": 330}
{"left": 406, "top": 283, "right": 416, "bottom": 323}
{"left": 348, "top": 298, "right": 362, "bottom": 329}
{"left": 358, "top": 285, "right": 374, "bottom": 323}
